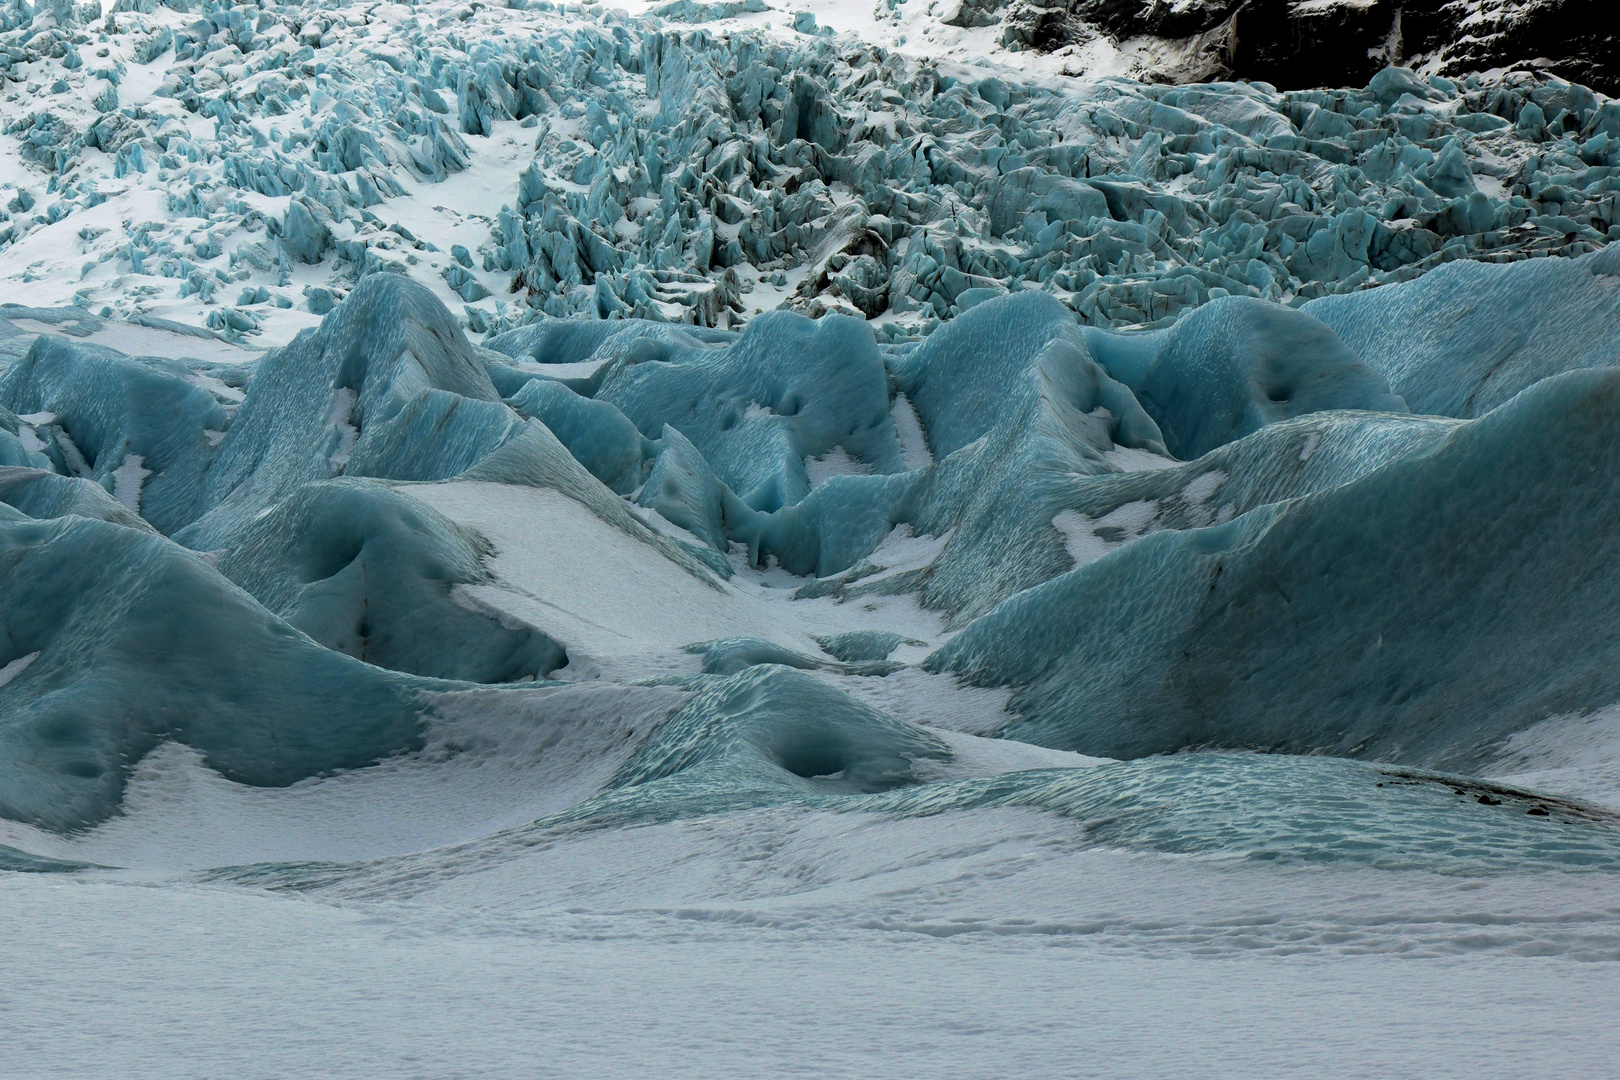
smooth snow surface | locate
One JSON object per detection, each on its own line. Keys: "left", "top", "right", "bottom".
{"left": 400, "top": 479, "right": 953, "bottom": 679}
{"left": 7, "top": 852, "right": 1619, "bottom": 1080}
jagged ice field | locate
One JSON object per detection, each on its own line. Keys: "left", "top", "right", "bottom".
{"left": 3, "top": 0, "right": 1620, "bottom": 1076}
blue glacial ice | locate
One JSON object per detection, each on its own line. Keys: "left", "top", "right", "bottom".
{"left": 1306, "top": 243, "right": 1620, "bottom": 416}
{"left": 6, "top": 0, "right": 1620, "bottom": 343}
{"left": 932, "top": 364, "right": 1620, "bottom": 767}
{"left": 0, "top": 513, "right": 431, "bottom": 830}
{"left": 0, "top": 0, "right": 1616, "bottom": 893}
{"left": 8, "top": 5, "right": 1620, "bottom": 1072}
{"left": 3, "top": 236, "right": 1620, "bottom": 858}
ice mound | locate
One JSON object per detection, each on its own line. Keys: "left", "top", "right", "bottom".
{"left": 215, "top": 478, "right": 569, "bottom": 683}
{"left": 505, "top": 377, "right": 658, "bottom": 495}
{"left": 182, "top": 273, "right": 511, "bottom": 541}
{"left": 1306, "top": 243, "right": 1620, "bottom": 417}
{"left": 4, "top": 260, "right": 1619, "bottom": 840}
{"left": 0, "top": 337, "right": 234, "bottom": 532}
{"left": 935, "top": 367, "right": 1620, "bottom": 769}
{"left": 1083, "top": 295, "right": 1408, "bottom": 459}
{"left": 0, "top": 465, "right": 155, "bottom": 532}
{"left": 614, "top": 664, "right": 951, "bottom": 796}
{"left": 0, "top": 514, "right": 431, "bottom": 831}
{"left": 891, "top": 290, "right": 1164, "bottom": 461}
{"left": 593, "top": 310, "right": 903, "bottom": 512}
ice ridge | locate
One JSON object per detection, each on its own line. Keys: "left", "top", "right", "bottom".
{"left": 1, "top": 243, "right": 1619, "bottom": 835}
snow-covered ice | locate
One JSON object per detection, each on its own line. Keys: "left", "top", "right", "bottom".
{"left": 2, "top": 0, "right": 1620, "bottom": 1075}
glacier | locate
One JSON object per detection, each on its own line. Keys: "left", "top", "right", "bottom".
{"left": 6, "top": 0, "right": 1620, "bottom": 342}
{"left": 3, "top": 0, "right": 1620, "bottom": 1075}
{"left": 6, "top": 248, "right": 1620, "bottom": 853}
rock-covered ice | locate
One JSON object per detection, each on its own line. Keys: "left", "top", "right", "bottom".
{"left": 929, "top": 0, "right": 1620, "bottom": 99}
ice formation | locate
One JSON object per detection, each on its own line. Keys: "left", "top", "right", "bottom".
{"left": 3, "top": 0, "right": 1620, "bottom": 344}
{"left": 3, "top": 235, "right": 1620, "bottom": 835}
{"left": 4, "top": 1, "right": 1620, "bottom": 1071}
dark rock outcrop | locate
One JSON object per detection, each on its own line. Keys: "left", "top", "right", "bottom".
{"left": 1029, "top": 0, "right": 1620, "bottom": 97}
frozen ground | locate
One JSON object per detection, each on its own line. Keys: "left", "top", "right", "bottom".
{"left": 6, "top": 831, "right": 1620, "bottom": 1080}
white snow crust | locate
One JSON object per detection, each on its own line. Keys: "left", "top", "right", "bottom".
{"left": 4, "top": 810, "right": 1620, "bottom": 1079}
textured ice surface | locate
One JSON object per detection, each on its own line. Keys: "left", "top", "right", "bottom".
{"left": 3, "top": 1, "right": 1620, "bottom": 1074}
{"left": 934, "top": 367, "right": 1620, "bottom": 765}
{"left": 0, "top": 514, "right": 432, "bottom": 830}
{"left": 1306, "top": 242, "right": 1620, "bottom": 416}
{"left": 2, "top": 0, "right": 1619, "bottom": 348}
{"left": 3, "top": 242, "right": 1616, "bottom": 837}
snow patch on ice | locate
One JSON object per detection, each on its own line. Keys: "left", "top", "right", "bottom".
{"left": 1105, "top": 445, "right": 1178, "bottom": 472}
{"left": 327, "top": 388, "right": 359, "bottom": 471}
{"left": 891, "top": 392, "right": 934, "bottom": 471}
{"left": 185, "top": 372, "right": 247, "bottom": 405}
{"left": 838, "top": 666, "right": 1016, "bottom": 736}
{"left": 1181, "top": 469, "right": 1226, "bottom": 507}
{"left": 0, "top": 651, "right": 39, "bottom": 690}
{"left": 400, "top": 481, "right": 823, "bottom": 678}
{"left": 866, "top": 524, "right": 953, "bottom": 579}
{"left": 1487, "top": 703, "right": 1620, "bottom": 812}
{"left": 507, "top": 358, "right": 611, "bottom": 381}
{"left": 805, "top": 446, "right": 875, "bottom": 489}
{"left": 913, "top": 729, "right": 1112, "bottom": 781}
{"left": 111, "top": 454, "right": 151, "bottom": 514}
{"left": 1053, "top": 501, "right": 1158, "bottom": 569}
{"left": 15, "top": 416, "right": 51, "bottom": 455}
